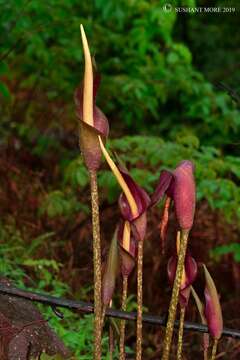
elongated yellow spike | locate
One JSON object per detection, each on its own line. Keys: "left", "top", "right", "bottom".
{"left": 123, "top": 221, "right": 131, "bottom": 252}
{"left": 80, "top": 24, "right": 93, "bottom": 127}
{"left": 98, "top": 136, "right": 138, "bottom": 218}
{"left": 176, "top": 231, "right": 186, "bottom": 286}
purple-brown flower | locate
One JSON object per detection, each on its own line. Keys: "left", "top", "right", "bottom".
{"left": 203, "top": 264, "right": 223, "bottom": 340}
{"left": 118, "top": 166, "right": 150, "bottom": 241}
{"left": 118, "top": 166, "right": 150, "bottom": 222}
{"left": 75, "top": 25, "right": 109, "bottom": 171}
{"left": 152, "top": 161, "right": 196, "bottom": 230}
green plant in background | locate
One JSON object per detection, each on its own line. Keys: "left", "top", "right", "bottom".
{"left": 43, "top": 135, "right": 240, "bottom": 224}
{"left": 211, "top": 243, "right": 240, "bottom": 263}
{"left": 1, "top": 0, "right": 240, "bottom": 149}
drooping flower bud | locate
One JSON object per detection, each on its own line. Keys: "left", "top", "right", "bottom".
{"left": 203, "top": 264, "right": 223, "bottom": 340}
{"left": 152, "top": 161, "right": 196, "bottom": 231}
{"left": 102, "top": 227, "right": 119, "bottom": 306}
{"left": 75, "top": 25, "right": 109, "bottom": 171}
{"left": 173, "top": 161, "right": 196, "bottom": 230}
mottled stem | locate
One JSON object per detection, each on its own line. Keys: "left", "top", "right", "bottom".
{"left": 210, "top": 338, "right": 218, "bottom": 360}
{"left": 136, "top": 240, "right": 144, "bottom": 360}
{"left": 109, "top": 324, "right": 114, "bottom": 360}
{"left": 161, "top": 229, "right": 189, "bottom": 360}
{"left": 89, "top": 170, "right": 102, "bottom": 360}
{"left": 177, "top": 307, "right": 185, "bottom": 360}
{"left": 120, "top": 276, "right": 128, "bottom": 360}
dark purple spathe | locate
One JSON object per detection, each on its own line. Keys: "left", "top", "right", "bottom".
{"left": 118, "top": 166, "right": 151, "bottom": 222}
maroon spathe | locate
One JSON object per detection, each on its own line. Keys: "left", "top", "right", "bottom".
{"left": 118, "top": 166, "right": 151, "bottom": 222}
{"left": 152, "top": 160, "right": 196, "bottom": 230}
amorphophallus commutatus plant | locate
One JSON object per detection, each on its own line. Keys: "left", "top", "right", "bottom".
{"left": 153, "top": 161, "right": 196, "bottom": 360}
{"left": 75, "top": 25, "right": 109, "bottom": 172}
{"left": 99, "top": 136, "right": 150, "bottom": 236}
{"left": 152, "top": 160, "right": 196, "bottom": 231}
{"left": 98, "top": 137, "right": 150, "bottom": 360}
{"left": 75, "top": 25, "right": 109, "bottom": 359}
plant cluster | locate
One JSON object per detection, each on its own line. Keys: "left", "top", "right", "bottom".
{"left": 76, "top": 26, "right": 224, "bottom": 360}
{"left": 1, "top": 1, "right": 240, "bottom": 358}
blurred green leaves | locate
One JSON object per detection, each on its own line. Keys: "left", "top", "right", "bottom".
{"left": 40, "top": 190, "right": 89, "bottom": 218}
{"left": 212, "top": 243, "right": 240, "bottom": 263}
{"left": 1, "top": 0, "right": 240, "bottom": 148}
{"left": 40, "top": 135, "right": 240, "bottom": 223}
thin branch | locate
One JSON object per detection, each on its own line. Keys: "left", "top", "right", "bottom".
{"left": 0, "top": 284, "right": 239, "bottom": 339}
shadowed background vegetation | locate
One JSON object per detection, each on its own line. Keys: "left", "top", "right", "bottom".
{"left": 0, "top": 0, "right": 240, "bottom": 358}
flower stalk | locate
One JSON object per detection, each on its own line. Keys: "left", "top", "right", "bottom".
{"left": 76, "top": 25, "right": 109, "bottom": 359}
{"left": 136, "top": 239, "right": 144, "bottom": 360}
{"left": 89, "top": 170, "right": 102, "bottom": 360}
{"left": 119, "top": 220, "right": 131, "bottom": 360}
{"left": 119, "top": 275, "right": 128, "bottom": 360}
{"left": 98, "top": 137, "right": 150, "bottom": 360}
{"left": 167, "top": 231, "right": 197, "bottom": 360}
{"left": 161, "top": 229, "right": 189, "bottom": 360}
{"left": 177, "top": 306, "right": 185, "bottom": 360}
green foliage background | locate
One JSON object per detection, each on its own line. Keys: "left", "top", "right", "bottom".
{"left": 1, "top": 0, "right": 240, "bottom": 358}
